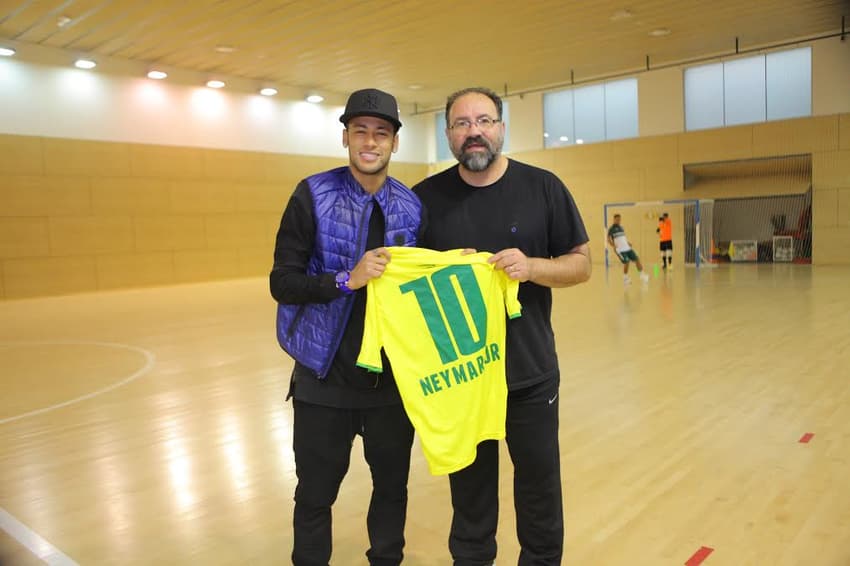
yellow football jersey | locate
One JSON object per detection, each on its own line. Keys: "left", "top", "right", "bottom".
{"left": 357, "top": 247, "right": 521, "bottom": 475}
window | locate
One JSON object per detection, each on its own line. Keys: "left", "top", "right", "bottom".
{"left": 724, "top": 56, "right": 766, "bottom": 126}
{"left": 684, "top": 63, "right": 724, "bottom": 130}
{"left": 543, "top": 78, "right": 638, "bottom": 148}
{"left": 766, "top": 48, "right": 812, "bottom": 120}
{"left": 684, "top": 47, "right": 811, "bottom": 131}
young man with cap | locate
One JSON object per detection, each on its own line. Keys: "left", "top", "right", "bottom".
{"left": 412, "top": 87, "right": 591, "bottom": 566}
{"left": 270, "top": 88, "right": 422, "bottom": 566}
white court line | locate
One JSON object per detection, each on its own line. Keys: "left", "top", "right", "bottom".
{"left": 0, "top": 341, "right": 155, "bottom": 563}
{"left": 0, "top": 341, "right": 156, "bottom": 426}
{"left": 0, "top": 507, "right": 79, "bottom": 565}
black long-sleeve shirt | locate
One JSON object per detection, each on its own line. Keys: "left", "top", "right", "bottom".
{"left": 270, "top": 180, "right": 402, "bottom": 408}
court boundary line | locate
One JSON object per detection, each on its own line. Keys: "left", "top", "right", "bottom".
{"left": 0, "top": 341, "right": 156, "bottom": 426}
{"left": 0, "top": 506, "right": 79, "bottom": 565}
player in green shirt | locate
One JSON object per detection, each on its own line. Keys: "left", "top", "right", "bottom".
{"left": 607, "top": 214, "right": 649, "bottom": 285}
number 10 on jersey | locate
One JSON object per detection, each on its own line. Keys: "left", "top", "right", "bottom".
{"left": 399, "top": 264, "right": 488, "bottom": 364}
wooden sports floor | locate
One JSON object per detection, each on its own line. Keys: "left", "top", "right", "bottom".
{"left": 1, "top": 264, "right": 849, "bottom": 566}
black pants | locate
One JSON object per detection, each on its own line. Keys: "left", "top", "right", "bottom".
{"left": 292, "top": 400, "right": 414, "bottom": 566}
{"left": 448, "top": 379, "right": 563, "bottom": 566}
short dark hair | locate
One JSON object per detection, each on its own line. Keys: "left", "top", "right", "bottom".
{"left": 613, "top": 214, "right": 621, "bottom": 219}
{"left": 445, "top": 87, "right": 503, "bottom": 126}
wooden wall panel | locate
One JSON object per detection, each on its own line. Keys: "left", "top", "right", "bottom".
{"left": 1, "top": 176, "right": 91, "bottom": 216}
{"left": 0, "top": 218, "right": 50, "bottom": 258}
{"left": 95, "top": 252, "right": 175, "bottom": 290}
{"left": 752, "top": 115, "right": 839, "bottom": 156}
{"left": 0, "top": 135, "right": 43, "bottom": 175}
{"left": 42, "top": 139, "right": 131, "bottom": 177}
{"left": 1, "top": 114, "right": 846, "bottom": 300}
{"left": 677, "top": 125, "right": 753, "bottom": 164}
{"left": 841, "top": 113, "right": 850, "bottom": 150}
{"left": 3, "top": 256, "right": 98, "bottom": 299}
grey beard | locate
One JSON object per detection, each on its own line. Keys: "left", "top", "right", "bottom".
{"left": 454, "top": 134, "right": 502, "bottom": 172}
{"left": 458, "top": 150, "right": 496, "bottom": 172}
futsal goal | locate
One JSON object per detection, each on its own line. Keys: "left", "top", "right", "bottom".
{"left": 602, "top": 199, "right": 715, "bottom": 269}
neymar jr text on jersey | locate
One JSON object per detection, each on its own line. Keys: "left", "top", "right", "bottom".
{"left": 419, "top": 342, "right": 501, "bottom": 397}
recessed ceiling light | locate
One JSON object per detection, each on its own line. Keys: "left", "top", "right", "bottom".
{"left": 260, "top": 87, "right": 278, "bottom": 96}
{"left": 215, "top": 45, "right": 236, "bottom": 53}
{"left": 206, "top": 79, "right": 225, "bottom": 88}
{"left": 74, "top": 59, "right": 96, "bottom": 69}
{"left": 147, "top": 70, "right": 167, "bottom": 80}
{"left": 0, "top": 47, "right": 15, "bottom": 57}
{"left": 306, "top": 94, "right": 324, "bottom": 103}
{"left": 649, "top": 28, "right": 671, "bottom": 37}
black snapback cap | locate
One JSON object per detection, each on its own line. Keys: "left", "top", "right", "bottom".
{"left": 339, "top": 88, "right": 402, "bottom": 130}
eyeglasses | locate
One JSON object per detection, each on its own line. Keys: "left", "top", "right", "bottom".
{"left": 449, "top": 116, "right": 501, "bottom": 131}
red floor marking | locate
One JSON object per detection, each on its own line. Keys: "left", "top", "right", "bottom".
{"left": 799, "top": 433, "right": 814, "bottom": 443}
{"left": 685, "top": 546, "right": 714, "bottom": 565}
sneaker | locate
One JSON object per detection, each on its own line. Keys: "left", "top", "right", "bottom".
{"left": 623, "top": 276, "right": 632, "bottom": 285}
{"left": 640, "top": 272, "right": 649, "bottom": 282}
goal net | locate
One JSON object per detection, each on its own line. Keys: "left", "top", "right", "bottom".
{"left": 603, "top": 199, "right": 715, "bottom": 270}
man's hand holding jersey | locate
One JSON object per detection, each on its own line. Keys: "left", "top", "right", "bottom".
{"left": 348, "top": 247, "right": 392, "bottom": 290}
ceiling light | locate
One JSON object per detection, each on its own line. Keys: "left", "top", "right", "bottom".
{"left": 649, "top": 28, "right": 671, "bottom": 37}
{"left": 576, "top": 139, "right": 585, "bottom": 144}
{"left": 559, "top": 136, "right": 569, "bottom": 142}
{"left": 147, "top": 70, "right": 167, "bottom": 80}
{"left": 306, "top": 94, "right": 324, "bottom": 103}
{"left": 215, "top": 45, "right": 236, "bottom": 53}
{"left": 74, "top": 59, "right": 96, "bottom": 69}
{"left": 206, "top": 80, "right": 225, "bottom": 89}
{"left": 610, "top": 9, "right": 633, "bottom": 21}
{"left": 260, "top": 87, "right": 278, "bottom": 96}
{"left": 0, "top": 47, "right": 15, "bottom": 57}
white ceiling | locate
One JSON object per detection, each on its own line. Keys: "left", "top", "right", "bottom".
{"left": 1, "top": 0, "right": 847, "bottom": 110}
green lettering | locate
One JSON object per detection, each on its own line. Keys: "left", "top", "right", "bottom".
{"left": 400, "top": 277, "right": 457, "bottom": 364}
{"left": 439, "top": 370, "right": 452, "bottom": 388}
{"left": 452, "top": 365, "right": 468, "bottom": 384}
{"left": 432, "top": 265, "right": 488, "bottom": 356}
{"left": 489, "top": 343, "right": 500, "bottom": 361}
{"left": 420, "top": 377, "right": 434, "bottom": 396}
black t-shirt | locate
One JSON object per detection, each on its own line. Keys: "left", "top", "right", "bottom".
{"left": 270, "top": 180, "right": 401, "bottom": 408}
{"left": 412, "top": 160, "right": 589, "bottom": 391}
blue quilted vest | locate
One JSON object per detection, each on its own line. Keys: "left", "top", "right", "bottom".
{"left": 276, "top": 166, "right": 422, "bottom": 378}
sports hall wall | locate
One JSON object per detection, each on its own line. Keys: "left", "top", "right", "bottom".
{"left": 1, "top": 37, "right": 848, "bottom": 300}
{"left": 429, "top": 37, "right": 850, "bottom": 267}
{"left": 0, "top": 137, "right": 429, "bottom": 300}
{"left": 505, "top": 113, "right": 849, "bottom": 266}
